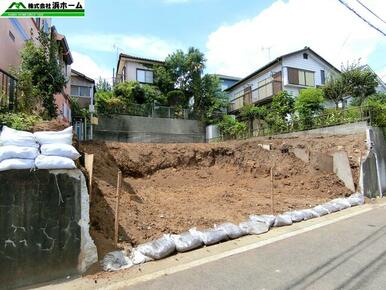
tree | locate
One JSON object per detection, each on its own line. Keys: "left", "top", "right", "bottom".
{"left": 341, "top": 63, "right": 378, "bottom": 106}
{"left": 240, "top": 104, "right": 267, "bottom": 135}
{"left": 295, "top": 88, "right": 324, "bottom": 129}
{"left": 323, "top": 77, "right": 347, "bottom": 109}
{"left": 96, "top": 77, "right": 112, "bottom": 92}
{"left": 264, "top": 91, "right": 295, "bottom": 132}
{"left": 16, "top": 29, "right": 66, "bottom": 118}
{"left": 194, "top": 74, "right": 229, "bottom": 124}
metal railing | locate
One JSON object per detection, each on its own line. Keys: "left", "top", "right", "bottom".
{"left": 0, "top": 68, "right": 17, "bottom": 112}
{"left": 229, "top": 80, "right": 282, "bottom": 112}
{"left": 216, "top": 106, "right": 377, "bottom": 142}
{"left": 99, "top": 102, "right": 196, "bottom": 120}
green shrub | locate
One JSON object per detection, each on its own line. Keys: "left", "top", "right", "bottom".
{"left": 217, "top": 115, "right": 247, "bottom": 139}
{"left": 295, "top": 88, "right": 324, "bottom": 129}
{"left": 0, "top": 113, "right": 42, "bottom": 131}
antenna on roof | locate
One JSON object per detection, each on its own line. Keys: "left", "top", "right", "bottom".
{"left": 261, "top": 46, "right": 272, "bottom": 62}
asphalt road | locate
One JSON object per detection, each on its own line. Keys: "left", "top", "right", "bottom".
{"left": 125, "top": 206, "right": 386, "bottom": 290}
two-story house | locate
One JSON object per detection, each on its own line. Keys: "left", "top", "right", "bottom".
{"left": 51, "top": 25, "right": 73, "bottom": 122}
{"left": 0, "top": 18, "right": 50, "bottom": 110}
{"left": 115, "top": 53, "right": 164, "bottom": 84}
{"left": 225, "top": 47, "right": 340, "bottom": 113}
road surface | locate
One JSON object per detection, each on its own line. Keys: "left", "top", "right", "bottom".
{"left": 125, "top": 206, "right": 386, "bottom": 290}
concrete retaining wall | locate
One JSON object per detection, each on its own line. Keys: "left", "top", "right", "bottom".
{"left": 0, "top": 169, "right": 97, "bottom": 289}
{"left": 270, "top": 121, "right": 368, "bottom": 139}
{"left": 94, "top": 115, "right": 206, "bottom": 143}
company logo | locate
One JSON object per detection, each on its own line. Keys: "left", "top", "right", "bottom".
{"left": 1, "top": 1, "right": 85, "bottom": 17}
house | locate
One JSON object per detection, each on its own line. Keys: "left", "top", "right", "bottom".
{"left": 216, "top": 74, "right": 242, "bottom": 91}
{"left": 225, "top": 47, "right": 340, "bottom": 113}
{"left": 0, "top": 19, "right": 73, "bottom": 122}
{"left": 71, "top": 69, "right": 95, "bottom": 109}
{"left": 115, "top": 53, "right": 164, "bottom": 84}
{"left": 51, "top": 25, "right": 73, "bottom": 123}
{"left": 71, "top": 69, "right": 95, "bottom": 141}
{"left": 0, "top": 18, "right": 51, "bottom": 110}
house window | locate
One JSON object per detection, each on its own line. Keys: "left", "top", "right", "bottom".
{"left": 71, "top": 85, "right": 91, "bottom": 97}
{"left": 9, "top": 31, "right": 15, "bottom": 42}
{"left": 303, "top": 53, "right": 308, "bottom": 59}
{"left": 321, "top": 70, "right": 325, "bottom": 84}
{"left": 136, "top": 69, "right": 153, "bottom": 84}
{"left": 288, "top": 68, "right": 315, "bottom": 87}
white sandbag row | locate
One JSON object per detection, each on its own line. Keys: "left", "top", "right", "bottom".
{"left": 0, "top": 126, "right": 39, "bottom": 171}
{"left": 0, "top": 126, "right": 79, "bottom": 171}
{"left": 101, "top": 192, "right": 365, "bottom": 272}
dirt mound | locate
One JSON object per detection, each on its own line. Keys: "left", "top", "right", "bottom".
{"left": 32, "top": 119, "right": 69, "bottom": 132}
{"left": 81, "top": 137, "right": 360, "bottom": 257}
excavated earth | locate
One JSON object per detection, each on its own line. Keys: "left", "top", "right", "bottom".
{"left": 80, "top": 133, "right": 365, "bottom": 260}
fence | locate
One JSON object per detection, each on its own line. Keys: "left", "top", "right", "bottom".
{"left": 217, "top": 106, "right": 381, "bottom": 141}
{"left": 100, "top": 102, "right": 196, "bottom": 120}
{"left": 0, "top": 68, "right": 17, "bottom": 111}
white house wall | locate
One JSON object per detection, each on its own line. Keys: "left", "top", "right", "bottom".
{"left": 282, "top": 51, "right": 338, "bottom": 96}
{"left": 123, "top": 61, "right": 153, "bottom": 82}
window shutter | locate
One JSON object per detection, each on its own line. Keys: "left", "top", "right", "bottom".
{"left": 321, "top": 70, "right": 325, "bottom": 84}
{"left": 288, "top": 68, "right": 299, "bottom": 85}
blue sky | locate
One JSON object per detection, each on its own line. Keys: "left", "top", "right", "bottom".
{"left": 53, "top": 0, "right": 386, "bottom": 82}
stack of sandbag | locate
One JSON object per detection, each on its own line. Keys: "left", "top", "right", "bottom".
{"left": 0, "top": 126, "right": 38, "bottom": 171}
{"left": 34, "top": 127, "right": 80, "bottom": 169}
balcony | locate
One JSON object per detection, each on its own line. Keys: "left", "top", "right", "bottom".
{"left": 229, "top": 80, "right": 282, "bottom": 112}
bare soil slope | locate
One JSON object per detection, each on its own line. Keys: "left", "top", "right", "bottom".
{"left": 81, "top": 134, "right": 365, "bottom": 258}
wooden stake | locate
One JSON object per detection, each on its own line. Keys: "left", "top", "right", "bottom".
{"left": 114, "top": 170, "right": 122, "bottom": 247}
{"left": 270, "top": 162, "right": 275, "bottom": 215}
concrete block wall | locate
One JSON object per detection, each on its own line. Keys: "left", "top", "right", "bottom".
{"left": 94, "top": 115, "right": 206, "bottom": 143}
{"left": 0, "top": 169, "right": 97, "bottom": 289}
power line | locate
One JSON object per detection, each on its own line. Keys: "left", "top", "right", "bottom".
{"left": 355, "top": 0, "right": 386, "bottom": 24}
{"left": 337, "top": 0, "right": 386, "bottom": 37}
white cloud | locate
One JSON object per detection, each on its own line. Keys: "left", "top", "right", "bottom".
{"left": 206, "top": 0, "right": 386, "bottom": 77}
{"left": 71, "top": 51, "right": 112, "bottom": 82}
{"left": 68, "top": 34, "right": 182, "bottom": 61}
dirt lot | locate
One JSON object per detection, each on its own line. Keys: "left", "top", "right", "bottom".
{"left": 80, "top": 133, "right": 365, "bottom": 259}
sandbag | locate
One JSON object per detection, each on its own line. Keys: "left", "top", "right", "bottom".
{"left": 137, "top": 235, "right": 176, "bottom": 260}
{"left": 273, "top": 214, "right": 293, "bottom": 227}
{"left": 34, "top": 127, "right": 73, "bottom": 145}
{"left": 322, "top": 202, "right": 340, "bottom": 213}
{"left": 0, "top": 145, "right": 39, "bottom": 161}
{"left": 129, "top": 248, "right": 154, "bottom": 265}
{"left": 215, "top": 223, "right": 245, "bottom": 239}
{"left": 239, "top": 220, "right": 269, "bottom": 235}
{"left": 0, "top": 158, "right": 35, "bottom": 171}
{"left": 313, "top": 205, "right": 330, "bottom": 216}
{"left": 300, "top": 209, "right": 320, "bottom": 220}
{"left": 170, "top": 232, "right": 203, "bottom": 252}
{"left": 35, "top": 155, "right": 76, "bottom": 170}
{"left": 284, "top": 210, "right": 305, "bottom": 222}
{"left": 40, "top": 144, "right": 80, "bottom": 160}
{"left": 347, "top": 193, "right": 364, "bottom": 206}
{"left": 331, "top": 198, "right": 351, "bottom": 210}
{"left": 189, "top": 228, "right": 228, "bottom": 246}
{"left": 249, "top": 214, "right": 276, "bottom": 228}
{"left": 0, "top": 126, "right": 38, "bottom": 148}
{"left": 101, "top": 251, "right": 132, "bottom": 272}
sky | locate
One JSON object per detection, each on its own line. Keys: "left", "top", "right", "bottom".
{"left": 53, "top": 0, "right": 386, "bottom": 83}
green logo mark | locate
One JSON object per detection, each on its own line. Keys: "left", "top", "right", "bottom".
{"left": 9, "top": 2, "right": 26, "bottom": 9}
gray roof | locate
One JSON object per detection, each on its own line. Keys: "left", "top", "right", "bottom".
{"left": 225, "top": 47, "right": 341, "bottom": 92}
